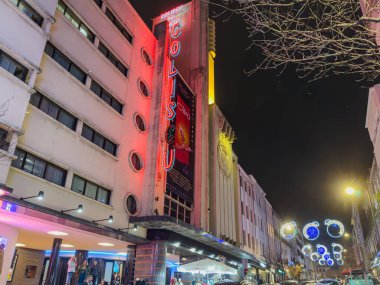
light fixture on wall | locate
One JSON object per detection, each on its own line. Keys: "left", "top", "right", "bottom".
{"left": 61, "top": 204, "right": 83, "bottom": 214}
{"left": 0, "top": 183, "right": 13, "bottom": 196}
{"left": 93, "top": 215, "right": 113, "bottom": 224}
{"left": 20, "top": 191, "right": 44, "bottom": 201}
{"left": 118, "top": 224, "right": 137, "bottom": 232}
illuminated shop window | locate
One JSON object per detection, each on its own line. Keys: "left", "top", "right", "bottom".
{"left": 10, "top": 0, "right": 43, "bottom": 26}
{"left": 133, "top": 113, "right": 146, "bottom": 133}
{"left": 138, "top": 79, "right": 149, "bottom": 98}
{"left": 164, "top": 192, "right": 191, "bottom": 223}
{"left": 125, "top": 194, "right": 138, "bottom": 215}
{"left": 141, "top": 49, "right": 152, "bottom": 66}
{"left": 129, "top": 152, "right": 143, "bottom": 172}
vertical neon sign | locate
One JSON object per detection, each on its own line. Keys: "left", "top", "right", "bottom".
{"left": 163, "top": 18, "right": 183, "bottom": 171}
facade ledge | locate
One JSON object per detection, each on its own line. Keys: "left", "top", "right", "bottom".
{"left": 0, "top": 67, "right": 34, "bottom": 93}
{"left": 130, "top": 215, "right": 264, "bottom": 266}
{"left": 0, "top": 118, "right": 25, "bottom": 135}
{"left": 0, "top": 195, "right": 147, "bottom": 244}
{"left": 0, "top": 149, "right": 17, "bottom": 160}
{"left": 3, "top": 0, "right": 50, "bottom": 39}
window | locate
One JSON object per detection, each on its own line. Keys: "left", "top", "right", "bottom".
{"left": 30, "top": 91, "right": 77, "bottom": 130}
{"left": 141, "top": 49, "right": 152, "bottom": 65}
{"left": 12, "top": 148, "right": 66, "bottom": 186}
{"left": 248, "top": 233, "right": 251, "bottom": 248}
{"left": 125, "top": 194, "right": 138, "bottom": 215}
{"left": 93, "top": 0, "right": 102, "bottom": 8}
{"left": 164, "top": 191, "right": 191, "bottom": 223}
{"left": 90, "top": 80, "right": 123, "bottom": 114}
{"left": 0, "top": 50, "right": 28, "bottom": 81}
{"left": 10, "top": 0, "right": 43, "bottom": 26}
{"left": 71, "top": 175, "right": 111, "bottom": 204}
{"left": 81, "top": 124, "right": 117, "bottom": 156}
{"left": 0, "top": 128, "right": 10, "bottom": 151}
{"left": 57, "top": 1, "right": 95, "bottom": 42}
{"left": 138, "top": 80, "right": 149, "bottom": 97}
{"left": 105, "top": 8, "right": 133, "bottom": 43}
{"left": 98, "top": 42, "right": 128, "bottom": 77}
{"left": 130, "top": 152, "right": 143, "bottom": 171}
{"left": 241, "top": 201, "right": 244, "bottom": 215}
{"left": 134, "top": 114, "right": 146, "bottom": 132}
{"left": 45, "top": 42, "right": 87, "bottom": 84}
{"left": 242, "top": 230, "right": 246, "bottom": 246}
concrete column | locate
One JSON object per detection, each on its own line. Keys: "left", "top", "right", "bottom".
{"left": 134, "top": 242, "right": 166, "bottom": 285}
{"left": 27, "top": 69, "right": 38, "bottom": 87}
{"left": 65, "top": 169, "right": 74, "bottom": 189}
{"left": 45, "top": 238, "right": 62, "bottom": 285}
{"left": 0, "top": 223, "right": 18, "bottom": 285}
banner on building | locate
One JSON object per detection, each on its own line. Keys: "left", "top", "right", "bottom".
{"left": 166, "top": 74, "right": 196, "bottom": 202}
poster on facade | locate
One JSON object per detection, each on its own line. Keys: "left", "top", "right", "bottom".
{"left": 166, "top": 74, "right": 196, "bottom": 202}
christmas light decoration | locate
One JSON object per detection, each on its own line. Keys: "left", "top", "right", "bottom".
{"left": 325, "top": 219, "right": 345, "bottom": 238}
{"left": 310, "top": 252, "right": 320, "bottom": 262}
{"left": 302, "top": 244, "right": 313, "bottom": 256}
{"left": 334, "top": 253, "right": 342, "bottom": 260}
{"left": 316, "top": 245, "right": 327, "bottom": 255}
{"left": 337, "top": 259, "right": 344, "bottom": 266}
{"left": 331, "top": 243, "right": 344, "bottom": 253}
{"left": 280, "top": 222, "right": 297, "bottom": 240}
{"left": 318, "top": 259, "right": 326, "bottom": 266}
{"left": 327, "top": 259, "right": 334, "bottom": 266}
{"left": 303, "top": 221, "right": 320, "bottom": 240}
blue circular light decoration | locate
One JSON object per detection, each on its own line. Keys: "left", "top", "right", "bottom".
{"left": 303, "top": 222, "right": 320, "bottom": 241}
{"left": 327, "top": 259, "right": 334, "bottom": 266}
{"left": 302, "top": 244, "right": 313, "bottom": 256}
{"left": 325, "top": 219, "right": 345, "bottom": 238}
{"left": 281, "top": 222, "right": 297, "bottom": 240}
{"left": 317, "top": 244, "right": 327, "bottom": 255}
{"left": 319, "top": 259, "right": 326, "bottom": 266}
{"left": 337, "top": 259, "right": 344, "bottom": 266}
{"left": 323, "top": 253, "right": 330, "bottom": 261}
{"left": 310, "top": 252, "right": 320, "bottom": 262}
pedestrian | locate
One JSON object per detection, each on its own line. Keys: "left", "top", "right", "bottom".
{"left": 111, "top": 273, "right": 120, "bottom": 285}
{"left": 177, "top": 278, "right": 183, "bottom": 285}
{"left": 78, "top": 260, "right": 89, "bottom": 285}
{"left": 83, "top": 275, "right": 94, "bottom": 285}
{"left": 140, "top": 278, "right": 146, "bottom": 285}
{"left": 66, "top": 256, "right": 77, "bottom": 285}
{"left": 135, "top": 277, "right": 141, "bottom": 285}
{"left": 99, "top": 279, "right": 108, "bottom": 285}
{"left": 89, "top": 260, "right": 99, "bottom": 285}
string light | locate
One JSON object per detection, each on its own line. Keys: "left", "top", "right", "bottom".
{"left": 303, "top": 221, "right": 320, "bottom": 241}
{"left": 331, "top": 243, "right": 344, "bottom": 253}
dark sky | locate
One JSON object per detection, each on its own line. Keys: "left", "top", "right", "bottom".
{"left": 130, "top": 0, "right": 373, "bottom": 228}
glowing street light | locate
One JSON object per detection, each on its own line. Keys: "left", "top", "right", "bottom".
{"left": 345, "top": 187, "right": 355, "bottom": 195}
{"left": 344, "top": 233, "right": 350, "bottom": 238}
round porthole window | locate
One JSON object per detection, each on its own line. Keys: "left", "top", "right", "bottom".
{"left": 138, "top": 80, "right": 150, "bottom": 98}
{"left": 124, "top": 194, "right": 138, "bottom": 215}
{"left": 141, "top": 49, "right": 152, "bottom": 66}
{"left": 130, "top": 152, "right": 143, "bottom": 172}
{"left": 134, "top": 113, "right": 147, "bottom": 133}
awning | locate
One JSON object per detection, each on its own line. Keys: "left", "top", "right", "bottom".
{"left": 130, "top": 215, "right": 262, "bottom": 266}
{"left": 177, "top": 258, "right": 238, "bottom": 275}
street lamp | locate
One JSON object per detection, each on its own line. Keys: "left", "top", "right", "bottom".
{"left": 345, "top": 187, "right": 356, "bottom": 195}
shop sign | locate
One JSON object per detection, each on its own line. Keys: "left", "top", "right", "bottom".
{"left": 0, "top": 200, "right": 17, "bottom": 212}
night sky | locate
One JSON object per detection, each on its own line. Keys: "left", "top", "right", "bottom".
{"left": 130, "top": 0, "right": 373, "bottom": 228}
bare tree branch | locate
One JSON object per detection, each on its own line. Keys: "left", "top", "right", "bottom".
{"left": 208, "top": 0, "right": 380, "bottom": 81}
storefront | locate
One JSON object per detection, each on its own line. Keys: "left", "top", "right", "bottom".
{"left": 0, "top": 196, "right": 146, "bottom": 285}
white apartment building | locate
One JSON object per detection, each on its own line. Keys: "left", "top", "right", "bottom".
{"left": 0, "top": 0, "right": 156, "bottom": 283}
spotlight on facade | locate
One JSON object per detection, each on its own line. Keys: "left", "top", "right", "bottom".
{"left": 118, "top": 224, "right": 137, "bottom": 232}
{"left": 20, "top": 191, "right": 44, "bottom": 201}
{"left": 93, "top": 215, "right": 113, "bottom": 224}
{"left": 61, "top": 204, "right": 83, "bottom": 214}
